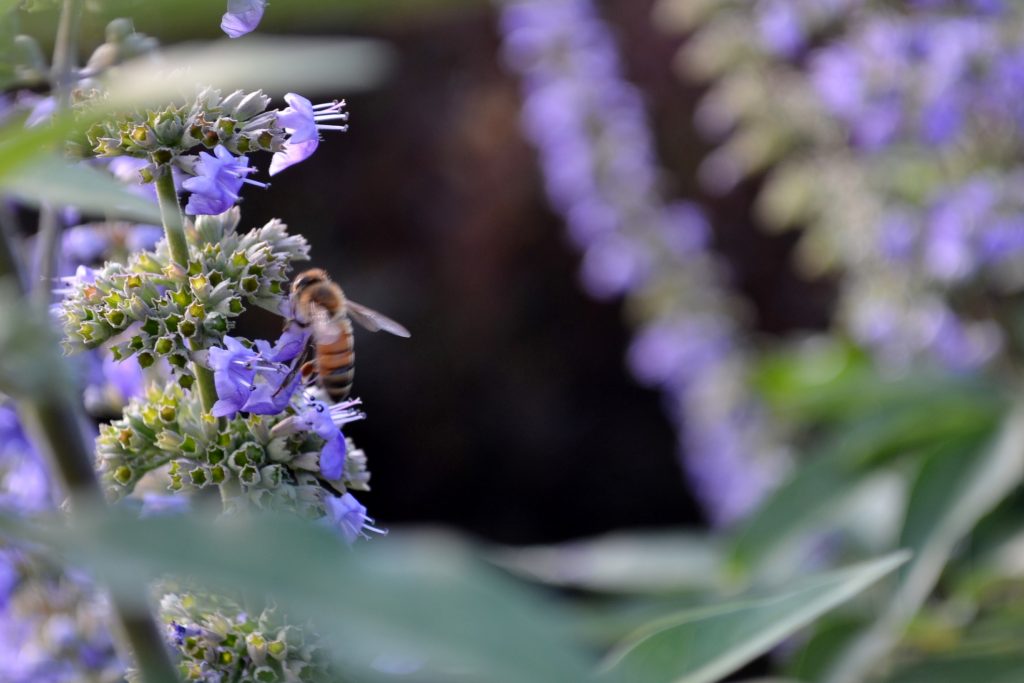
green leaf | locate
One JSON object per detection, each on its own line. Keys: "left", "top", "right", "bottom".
{"left": 753, "top": 342, "right": 1004, "bottom": 427}
{"left": 729, "top": 394, "right": 1001, "bottom": 572}
{"left": 880, "top": 654, "right": 1024, "bottom": 683}
{"left": 492, "top": 530, "right": 724, "bottom": 594}
{"left": 599, "top": 553, "right": 908, "bottom": 683}
{"left": 822, "top": 401, "right": 1024, "bottom": 683}
{"left": 4, "top": 155, "right": 162, "bottom": 222}
{"left": 2, "top": 508, "right": 600, "bottom": 683}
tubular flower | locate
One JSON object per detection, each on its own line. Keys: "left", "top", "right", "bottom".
{"left": 181, "top": 145, "right": 267, "bottom": 216}
{"left": 271, "top": 398, "right": 365, "bottom": 480}
{"left": 325, "top": 493, "right": 385, "bottom": 544}
{"left": 208, "top": 333, "right": 307, "bottom": 418}
{"left": 221, "top": 0, "right": 266, "bottom": 39}
{"left": 269, "top": 94, "right": 349, "bottom": 176}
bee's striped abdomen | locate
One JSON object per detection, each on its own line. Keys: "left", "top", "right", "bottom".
{"left": 316, "top": 317, "right": 355, "bottom": 401}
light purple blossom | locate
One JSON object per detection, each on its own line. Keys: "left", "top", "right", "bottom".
{"left": 273, "top": 398, "right": 365, "bottom": 480}
{"left": 221, "top": 0, "right": 266, "bottom": 39}
{"left": 269, "top": 94, "right": 349, "bottom": 176}
{"left": 209, "top": 328, "right": 311, "bottom": 418}
{"left": 325, "top": 493, "right": 385, "bottom": 544}
{"left": 208, "top": 336, "right": 259, "bottom": 418}
{"left": 181, "top": 145, "right": 266, "bottom": 216}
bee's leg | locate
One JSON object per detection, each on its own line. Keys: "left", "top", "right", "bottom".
{"left": 272, "top": 344, "right": 312, "bottom": 398}
{"left": 301, "top": 360, "right": 317, "bottom": 386}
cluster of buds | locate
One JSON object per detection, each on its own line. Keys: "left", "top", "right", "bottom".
{"left": 158, "top": 591, "right": 331, "bottom": 683}
{"left": 57, "top": 210, "right": 310, "bottom": 385}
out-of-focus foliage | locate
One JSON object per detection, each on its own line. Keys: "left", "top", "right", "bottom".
{"left": 648, "top": 1, "right": 1024, "bottom": 680}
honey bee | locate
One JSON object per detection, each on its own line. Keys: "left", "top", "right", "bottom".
{"left": 289, "top": 268, "right": 410, "bottom": 402}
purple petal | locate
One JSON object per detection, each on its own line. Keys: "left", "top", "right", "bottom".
{"left": 221, "top": 0, "right": 266, "bottom": 38}
{"left": 269, "top": 139, "right": 319, "bottom": 176}
{"left": 319, "top": 436, "right": 347, "bottom": 481}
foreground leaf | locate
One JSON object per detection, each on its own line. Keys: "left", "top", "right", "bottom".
{"left": 823, "top": 400, "right": 1024, "bottom": 683}
{"left": 729, "top": 393, "right": 1001, "bottom": 572}
{"left": 5, "top": 155, "right": 162, "bottom": 222}
{"left": 1, "top": 509, "right": 599, "bottom": 683}
{"left": 600, "top": 552, "right": 908, "bottom": 683}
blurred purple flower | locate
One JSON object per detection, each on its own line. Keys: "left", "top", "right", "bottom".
{"left": 221, "top": 0, "right": 266, "bottom": 38}
{"left": 500, "top": 0, "right": 781, "bottom": 525}
{"left": 757, "top": 0, "right": 806, "bottom": 57}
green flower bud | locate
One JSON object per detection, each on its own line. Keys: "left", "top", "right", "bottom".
{"left": 246, "top": 632, "right": 268, "bottom": 666}
{"left": 137, "top": 351, "right": 155, "bottom": 368}
{"left": 178, "top": 319, "right": 197, "bottom": 337}
{"left": 113, "top": 465, "right": 133, "bottom": 486}
{"left": 189, "top": 467, "right": 208, "bottom": 487}
{"left": 154, "top": 336, "right": 174, "bottom": 355}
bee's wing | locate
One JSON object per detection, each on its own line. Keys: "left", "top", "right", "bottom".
{"left": 346, "top": 300, "right": 411, "bottom": 338}
{"left": 311, "top": 304, "right": 342, "bottom": 344}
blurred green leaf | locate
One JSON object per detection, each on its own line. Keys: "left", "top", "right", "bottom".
{"left": 599, "top": 553, "right": 908, "bottom": 683}
{"left": 2, "top": 508, "right": 600, "bottom": 683}
{"left": 0, "top": 279, "right": 80, "bottom": 400}
{"left": 569, "top": 595, "right": 711, "bottom": 649}
{"left": 783, "top": 617, "right": 865, "bottom": 682}
{"left": 491, "top": 530, "right": 723, "bottom": 594}
{"left": 729, "top": 396, "right": 1000, "bottom": 572}
{"left": 823, "top": 401, "right": 1024, "bottom": 683}
{"left": 84, "top": 0, "right": 480, "bottom": 34}
{"left": 880, "top": 654, "right": 1024, "bottom": 683}
{"left": 899, "top": 436, "right": 990, "bottom": 566}
{"left": 754, "top": 340, "right": 1005, "bottom": 427}
{"left": 105, "top": 36, "right": 394, "bottom": 103}
{"left": 5, "top": 154, "right": 161, "bottom": 222}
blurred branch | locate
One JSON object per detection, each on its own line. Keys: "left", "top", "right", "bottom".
{"left": 823, "top": 398, "right": 1024, "bottom": 683}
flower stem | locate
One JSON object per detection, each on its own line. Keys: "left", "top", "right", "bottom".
{"left": 153, "top": 172, "right": 239, "bottom": 505}
{"left": 155, "top": 172, "right": 219, "bottom": 410}
{"left": 155, "top": 169, "right": 190, "bottom": 268}
{"left": 33, "top": 0, "right": 83, "bottom": 307}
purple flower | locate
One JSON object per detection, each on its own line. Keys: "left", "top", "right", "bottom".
{"left": 269, "top": 94, "right": 349, "bottom": 176}
{"left": 325, "top": 493, "right": 384, "bottom": 544}
{"left": 208, "top": 336, "right": 259, "bottom": 418}
{"left": 181, "top": 145, "right": 265, "bottom": 216}
{"left": 253, "top": 324, "right": 308, "bottom": 363}
{"left": 0, "top": 406, "right": 50, "bottom": 512}
{"left": 272, "top": 398, "right": 364, "bottom": 480}
{"left": 757, "top": 0, "right": 805, "bottom": 57}
{"left": 221, "top": 0, "right": 266, "bottom": 38}
{"left": 100, "top": 353, "right": 146, "bottom": 404}
{"left": 209, "top": 329, "right": 312, "bottom": 418}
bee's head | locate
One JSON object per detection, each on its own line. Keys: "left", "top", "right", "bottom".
{"left": 291, "top": 268, "right": 330, "bottom": 296}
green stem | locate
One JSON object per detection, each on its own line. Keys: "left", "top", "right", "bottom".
{"left": 154, "top": 172, "right": 216, "bottom": 412}
{"left": 153, "top": 170, "right": 237, "bottom": 509}
{"left": 155, "top": 170, "right": 190, "bottom": 268}
{"left": 33, "top": 205, "right": 61, "bottom": 306}
{"left": 33, "top": 0, "right": 82, "bottom": 306}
